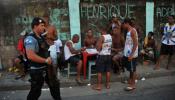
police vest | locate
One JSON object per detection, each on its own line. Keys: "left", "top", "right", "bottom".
{"left": 26, "top": 33, "right": 50, "bottom": 69}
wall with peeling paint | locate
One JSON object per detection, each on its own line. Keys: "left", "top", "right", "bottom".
{"left": 80, "top": 0, "right": 146, "bottom": 46}
{"left": 154, "top": 0, "right": 175, "bottom": 39}
{"left": 0, "top": 0, "right": 70, "bottom": 68}
{"left": 0, "top": 0, "right": 175, "bottom": 68}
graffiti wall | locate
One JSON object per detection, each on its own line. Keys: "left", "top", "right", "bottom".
{"left": 0, "top": 0, "right": 174, "bottom": 68}
{"left": 0, "top": 0, "right": 70, "bottom": 68}
{"left": 154, "top": 0, "right": 175, "bottom": 39}
{"left": 0, "top": 0, "right": 70, "bottom": 46}
{"left": 80, "top": 0, "right": 146, "bottom": 43}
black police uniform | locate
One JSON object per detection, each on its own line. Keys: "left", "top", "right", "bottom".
{"left": 26, "top": 33, "right": 61, "bottom": 100}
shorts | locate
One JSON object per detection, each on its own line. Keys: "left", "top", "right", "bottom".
{"left": 160, "top": 43, "right": 175, "bottom": 55}
{"left": 96, "top": 55, "right": 112, "bottom": 72}
{"left": 68, "top": 55, "right": 81, "bottom": 66}
{"left": 123, "top": 56, "right": 137, "bottom": 72}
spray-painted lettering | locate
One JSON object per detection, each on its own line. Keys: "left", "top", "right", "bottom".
{"left": 156, "top": 4, "right": 175, "bottom": 18}
{"left": 80, "top": 3, "right": 136, "bottom": 20}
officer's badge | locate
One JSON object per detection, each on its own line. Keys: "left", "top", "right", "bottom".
{"left": 25, "top": 39, "right": 32, "bottom": 44}
{"left": 39, "top": 19, "right": 42, "bottom": 23}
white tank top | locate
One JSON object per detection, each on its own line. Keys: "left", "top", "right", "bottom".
{"left": 64, "top": 40, "right": 76, "bottom": 60}
{"left": 162, "top": 23, "right": 175, "bottom": 45}
{"left": 124, "top": 28, "right": 138, "bottom": 58}
{"left": 99, "top": 34, "right": 112, "bottom": 55}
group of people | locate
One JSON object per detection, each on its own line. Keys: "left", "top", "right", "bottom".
{"left": 13, "top": 14, "right": 175, "bottom": 100}
{"left": 62, "top": 15, "right": 175, "bottom": 92}
{"left": 63, "top": 17, "right": 138, "bottom": 91}
{"left": 140, "top": 15, "right": 175, "bottom": 70}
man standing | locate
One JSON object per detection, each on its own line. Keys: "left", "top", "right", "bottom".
{"left": 155, "top": 15, "right": 175, "bottom": 70}
{"left": 64, "top": 34, "right": 85, "bottom": 84}
{"left": 122, "top": 18, "right": 138, "bottom": 91}
{"left": 84, "top": 29, "right": 96, "bottom": 48}
{"left": 92, "top": 26, "right": 112, "bottom": 91}
{"left": 25, "top": 17, "right": 61, "bottom": 100}
{"left": 43, "top": 14, "right": 62, "bottom": 79}
{"left": 111, "top": 26, "right": 125, "bottom": 74}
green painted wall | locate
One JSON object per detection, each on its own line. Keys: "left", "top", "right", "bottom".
{"left": 68, "top": 0, "right": 81, "bottom": 49}
{"left": 146, "top": 1, "right": 154, "bottom": 35}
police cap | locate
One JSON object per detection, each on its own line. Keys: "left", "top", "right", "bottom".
{"left": 31, "top": 17, "right": 45, "bottom": 29}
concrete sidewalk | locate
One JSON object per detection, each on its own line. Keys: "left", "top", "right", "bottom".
{"left": 0, "top": 62, "right": 175, "bottom": 91}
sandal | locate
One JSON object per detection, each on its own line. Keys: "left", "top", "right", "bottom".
{"left": 124, "top": 86, "right": 136, "bottom": 91}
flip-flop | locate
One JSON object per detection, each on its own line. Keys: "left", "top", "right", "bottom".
{"left": 124, "top": 86, "right": 136, "bottom": 91}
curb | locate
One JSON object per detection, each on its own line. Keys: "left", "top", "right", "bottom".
{"left": 0, "top": 69, "right": 175, "bottom": 91}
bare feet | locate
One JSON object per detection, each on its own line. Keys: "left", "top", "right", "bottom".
{"left": 75, "top": 79, "right": 83, "bottom": 85}
{"left": 154, "top": 63, "right": 160, "bottom": 70}
{"left": 127, "top": 79, "right": 132, "bottom": 84}
{"left": 106, "top": 84, "right": 110, "bottom": 89}
{"left": 154, "top": 66, "right": 160, "bottom": 70}
{"left": 92, "top": 84, "right": 101, "bottom": 91}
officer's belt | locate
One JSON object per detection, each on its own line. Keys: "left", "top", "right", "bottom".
{"left": 30, "top": 66, "right": 47, "bottom": 70}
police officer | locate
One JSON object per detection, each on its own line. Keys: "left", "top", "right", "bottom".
{"left": 25, "top": 17, "right": 61, "bottom": 100}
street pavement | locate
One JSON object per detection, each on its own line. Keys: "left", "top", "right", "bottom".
{"left": 1, "top": 61, "right": 175, "bottom": 91}
{"left": 0, "top": 75, "right": 175, "bottom": 100}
